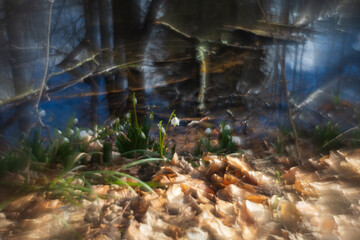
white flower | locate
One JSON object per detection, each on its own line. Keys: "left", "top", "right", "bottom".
{"left": 63, "top": 137, "right": 69, "bottom": 142}
{"left": 140, "top": 131, "right": 146, "bottom": 139}
{"left": 134, "top": 96, "right": 137, "bottom": 105}
{"left": 56, "top": 130, "right": 62, "bottom": 135}
{"left": 231, "top": 136, "right": 243, "bottom": 146}
{"left": 87, "top": 129, "right": 94, "bottom": 136}
{"left": 73, "top": 118, "right": 78, "bottom": 125}
{"left": 161, "top": 127, "right": 166, "bottom": 134}
{"left": 79, "top": 130, "right": 88, "bottom": 139}
{"left": 171, "top": 117, "right": 180, "bottom": 126}
{"left": 205, "top": 128, "right": 211, "bottom": 135}
{"left": 224, "top": 124, "right": 231, "bottom": 131}
{"left": 69, "top": 129, "right": 74, "bottom": 135}
{"left": 125, "top": 113, "right": 131, "bottom": 119}
{"left": 39, "top": 109, "right": 46, "bottom": 117}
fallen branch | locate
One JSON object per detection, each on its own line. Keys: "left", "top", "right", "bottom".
{"left": 223, "top": 25, "right": 306, "bottom": 43}
{"left": 156, "top": 21, "right": 262, "bottom": 51}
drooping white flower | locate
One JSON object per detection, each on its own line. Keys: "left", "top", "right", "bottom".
{"left": 56, "top": 130, "right": 62, "bottom": 135}
{"left": 220, "top": 123, "right": 231, "bottom": 133}
{"left": 69, "top": 129, "right": 74, "bottom": 135}
{"left": 231, "top": 136, "right": 243, "bottom": 146}
{"left": 133, "top": 96, "right": 137, "bottom": 105}
{"left": 63, "top": 137, "right": 69, "bottom": 142}
{"left": 171, "top": 117, "right": 180, "bottom": 126}
{"left": 140, "top": 131, "right": 146, "bottom": 139}
{"left": 125, "top": 113, "right": 131, "bottom": 119}
{"left": 73, "top": 118, "right": 78, "bottom": 125}
{"left": 79, "top": 130, "right": 88, "bottom": 139}
{"left": 87, "top": 129, "right": 94, "bottom": 136}
{"left": 205, "top": 128, "right": 211, "bottom": 135}
{"left": 161, "top": 127, "right": 166, "bottom": 134}
{"left": 39, "top": 109, "right": 46, "bottom": 117}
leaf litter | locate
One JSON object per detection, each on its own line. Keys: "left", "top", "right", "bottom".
{"left": 1, "top": 149, "right": 360, "bottom": 239}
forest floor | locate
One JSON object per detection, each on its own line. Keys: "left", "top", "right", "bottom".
{"left": 0, "top": 141, "right": 360, "bottom": 240}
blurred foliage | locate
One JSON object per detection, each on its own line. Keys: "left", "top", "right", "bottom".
{"left": 313, "top": 121, "right": 342, "bottom": 151}
{"left": 195, "top": 121, "right": 238, "bottom": 156}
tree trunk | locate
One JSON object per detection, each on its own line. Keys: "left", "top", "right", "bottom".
{"left": 4, "top": 0, "right": 49, "bottom": 133}
{"left": 112, "top": 0, "right": 161, "bottom": 118}
{"left": 84, "top": 0, "right": 100, "bottom": 48}
{"left": 97, "top": 0, "right": 125, "bottom": 117}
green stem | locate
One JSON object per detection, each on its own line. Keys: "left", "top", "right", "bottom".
{"left": 158, "top": 121, "right": 164, "bottom": 158}
{"left": 132, "top": 92, "right": 139, "bottom": 129}
{"left": 165, "top": 110, "right": 175, "bottom": 131}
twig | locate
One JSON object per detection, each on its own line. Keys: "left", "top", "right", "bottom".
{"left": 156, "top": 21, "right": 195, "bottom": 42}
{"left": 257, "top": 0, "right": 301, "bottom": 159}
{"left": 10, "top": 44, "right": 68, "bottom": 55}
{"left": 322, "top": 126, "right": 359, "bottom": 147}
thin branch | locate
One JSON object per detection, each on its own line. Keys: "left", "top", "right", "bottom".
{"left": 322, "top": 126, "right": 359, "bottom": 148}
{"left": 10, "top": 44, "right": 68, "bottom": 55}
{"left": 156, "top": 21, "right": 262, "bottom": 51}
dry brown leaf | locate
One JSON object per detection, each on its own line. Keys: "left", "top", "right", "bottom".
{"left": 5, "top": 194, "right": 36, "bottom": 213}
{"left": 180, "top": 178, "right": 215, "bottom": 196}
{"left": 245, "top": 200, "right": 272, "bottom": 225}
{"left": 281, "top": 167, "right": 297, "bottom": 185}
{"left": 223, "top": 173, "right": 242, "bottom": 186}
{"left": 199, "top": 209, "right": 241, "bottom": 240}
{"left": 278, "top": 200, "right": 301, "bottom": 231}
{"left": 226, "top": 155, "right": 251, "bottom": 172}
{"left": 179, "top": 227, "right": 209, "bottom": 240}
{"left": 204, "top": 158, "right": 227, "bottom": 176}
{"left": 216, "top": 184, "right": 245, "bottom": 203}
{"left": 245, "top": 194, "right": 268, "bottom": 204}
{"left": 166, "top": 184, "right": 184, "bottom": 204}
{"left": 214, "top": 198, "right": 235, "bottom": 217}
{"left": 211, "top": 174, "right": 225, "bottom": 188}
{"left": 226, "top": 156, "right": 259, "bottom": 185}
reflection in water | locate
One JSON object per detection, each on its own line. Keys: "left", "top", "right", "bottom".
{"left": 0, "top": 0, "right": 359, "bottom": 142}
